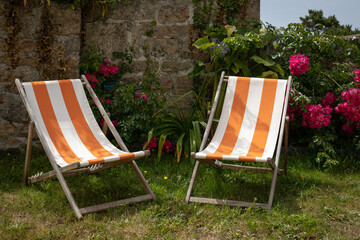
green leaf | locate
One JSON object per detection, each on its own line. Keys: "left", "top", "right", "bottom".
{"left": 192, "top": 121, "right": 202, "bottom": 149}
{"left": 269, "top": 64, "right": 285, "bottom": 78}
{"left": 175, "top": 133, "right": 185, "bottom": 163}
{"left": 261, "top": 70, "right": 278, "bottom": 79}
{"left": 157, "top": 134, "right": 167, "bottom": 161}
{"left": 193, "top": 36, "right": 214, "bottom": 50}
{"left": 251, "top": 55, "right": 276, "bottom": 67}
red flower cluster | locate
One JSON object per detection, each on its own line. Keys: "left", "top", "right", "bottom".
{"left": 321, "top": 92, "right": 337, "bottom": 107}
{"left": 143, "top": 138, "right": 157, "bottom": 152}
{"left": 287, "top": 87, "right": 299, "bottom": 121}
{"left": 302, "top": 104, "right": 332, "bottom": 129}
{"left": 100, "top": 119, "right": 118, "bottom": 127}
{"left": 354, "top": 69, "right": 360, "bottom": 86}
{"left": 335, "top": 88, "right": 360, "bottom": 133}
{"left": 143, "top": 138, "right": 173, "bottom": 154}
{"left": 99, "top": 60, "right": 118, "bottom": 77}
{"left": 136, "top": 93, "right": 148, "bottom": 101}
{"left": 289, "top": 54, "right": 310, "bottom": 75}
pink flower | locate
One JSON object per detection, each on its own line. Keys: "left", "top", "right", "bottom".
{"left": 143, "top": 138, "right": 157, "bottom": 152}
{"left": 100, "top": 118, "right": 104, "bottom": 127}
{"left": 162, "top": 140, "right": 173, "bottom": 153}
{"left": 321, "top": 92, "right": 337, "bottom": 107}
{"left": 99, "top": 64, "right": 109, "bottom": 77}
{"left": 354, "top": 69, "right": 360, "bottom": 86}
{"left": 289, "top": 54, "right": 310, "bottom": 75}
{"left": 342, "top": 123, "right": 354, "bottom": 133}
{"left": 112, "top": 120, "right": 118, "bottom": 127}
{"left": 104, "top": 60, "right": 110, "bottom": 63}
{"left": 302, "top": 104, "right": 332, "bottom": 129}
{"left": 108, "top": 65, "right": 118, "bottom": 75}
{"left": 98, "top": 97, "right": 103, "bottom": 102}
{"left": 136, "top": 93, "right": 148, "bottom": 102}
{"left": 91, "top": 83, "right": 96, "bottom": 88}
{"left": 106, "top": 99, "right": 111, "bottom": 104}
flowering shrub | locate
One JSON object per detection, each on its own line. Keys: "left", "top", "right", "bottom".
{"left": 80, "top": 46, "right": 165, "bottom": 150}
{"left": 289, "top": 54, "right": 310, "bottom": 75}
{"left": 301, "top": 104, "right": 332, "bottom": 129}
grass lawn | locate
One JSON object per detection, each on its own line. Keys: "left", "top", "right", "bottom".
{"left": 1, "top": 149, "right": 360, "bottom": 239}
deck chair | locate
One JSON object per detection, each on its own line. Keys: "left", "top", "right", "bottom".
{"left": 186, "top": 72, "right": 292, "bottom": 210}
{"left": 15, "top": 75, "right": 156, "bottom": 219}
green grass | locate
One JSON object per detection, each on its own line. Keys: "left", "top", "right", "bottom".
{"left": 1, "top": 150, "right": 360, "bottom": 239}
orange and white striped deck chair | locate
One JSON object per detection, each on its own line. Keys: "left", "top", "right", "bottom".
{"left": 186, "top": 72, "right": 292, "bottom": 210}
{"left": 15, "top": 75, "right": 156, "bottom": 219}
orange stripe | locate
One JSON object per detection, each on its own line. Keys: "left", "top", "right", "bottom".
{"left": 211, "top": 77, "right": 251, "bottom": 156}
{"left": 246, "top": 79, "right": 278, "bottom": 157}
{"left": 58, "top": 80, "right": 114, "bottom": 160}
{"left": 204, "top": 154, "right": 256, "bottom": 162}
{"left": 87, "top": 152, "right": 135, "bottom": 165}
{"left": 32, "top": 82, "right": 79, "bottom": 164}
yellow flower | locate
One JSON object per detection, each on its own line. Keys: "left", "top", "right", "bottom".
{"left": 164, "top": 176, "right": 168, "bottom": 180}
{"left": 235, "top": 233, "right": 239, "bottom": 236}
{"left": 144, "top": 171, "right": 147, "bottom": 173}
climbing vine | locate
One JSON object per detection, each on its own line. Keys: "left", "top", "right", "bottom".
{"left": 5, "top": 0, "right": 22, "bottom": 69}
{"left": 36, "top": 4, "right": 69, "bottom": 80}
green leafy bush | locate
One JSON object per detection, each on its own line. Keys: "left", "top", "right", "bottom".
{"left": 80, "top": 46, "right": 165, "bottom": 150}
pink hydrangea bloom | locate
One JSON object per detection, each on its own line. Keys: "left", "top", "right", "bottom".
{"left": 302, "top": 104, "right": 332, "bottom": 129}
{"left": 106, "top": 99, "right": 111, "bottom": 104}
{"left": 321, "top": 92, "right": 337, "bottom": 107}
{"left": 289, "top": 54, "right": 310, "bottom": 75}
{"left": 91, "top": 83, "right": 96, "bottom": 88}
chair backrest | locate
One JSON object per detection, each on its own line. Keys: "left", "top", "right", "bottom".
{"left": 20, "top": 79, "right": 130, "bottom": 167}
{"left": 200, "top": 76, "right": 289, "bottom": 162}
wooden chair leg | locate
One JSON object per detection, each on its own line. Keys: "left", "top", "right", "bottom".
{"left": 24, "top": 121, "right": 34, "bottom": 185}
{"left": 186, "top": 160, "right": 201, "bottom": 202}
{"left": 283, "top": 116, "right": 289, "bottom": 175}
{"left": 130, "top": 161, "right": 156, "bottom": 200}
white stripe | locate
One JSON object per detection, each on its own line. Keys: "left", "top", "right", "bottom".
{"left": 202, "top": 76, "right": 237, "bottom": 155}
{"left": 71, "top": 80, "right": 124, "bottom": 156}
{"left": 23, "top": 83, "right": 69, "bottom": 167}
{"left": 46, "top": 81, "right": 97, "bottom": 162}
{"left": 231, "top": 78, "right": 264, "bottom": 156}
{"left": 262, "top": 80, "right": 287, "bottom": 158}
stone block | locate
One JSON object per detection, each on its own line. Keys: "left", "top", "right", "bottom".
{"left": 84, "top": 21, "right": 130, "bottom": 58}
{"left": 55, "top": 35, "right": 81, "bottom": 56}
{"left": 158, "top": 5, "right": 190, "bottom": 24}
{"left": 146, "top": 38, "right": 179, "bottom": 58}
{"left": 50, "top": 3, "right": 81, "bottom": 36}
{"left": 111, "top": 0, "right": 157, "bottom": 22}
{"left": 154, "top": 25, "right": 189, "bottom": 41}
{"left": 160, "top": 60, "right": 192, "bottom": 73}
{"left": 176, "top": 75, "right": 193, "bottom": 94}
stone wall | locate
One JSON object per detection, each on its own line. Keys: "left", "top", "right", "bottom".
{"left": 0, "top": 0, "right": 260, "bottom": 151}
{"left": 0, "top": 0, "right": 81, "bottom": 150}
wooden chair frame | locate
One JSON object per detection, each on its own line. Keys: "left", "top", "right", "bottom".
{"left": 16, "top": 75, "right": 156, "bottom": 219}
{"left": 186, "top": 72, "right": 292, "bottom": 210}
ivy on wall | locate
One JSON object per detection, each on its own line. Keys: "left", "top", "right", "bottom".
{"left": 5, "top": 0, "right": 22, "bottom": 69}
{"left": 36, "top": 4, "right": 69, "bottom": 80}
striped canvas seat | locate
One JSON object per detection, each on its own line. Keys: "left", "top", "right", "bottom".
{"left": 16, "top": 76, "right": 155, "bottom": 219}
{"left": 193, "top": 76, "right": 287, "bottom": 162}
{"left": 23, "top": 79, "right": 146, "bottom": 167}
{"left": 186, "top": 72, "right": 291, "bottom": 210}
